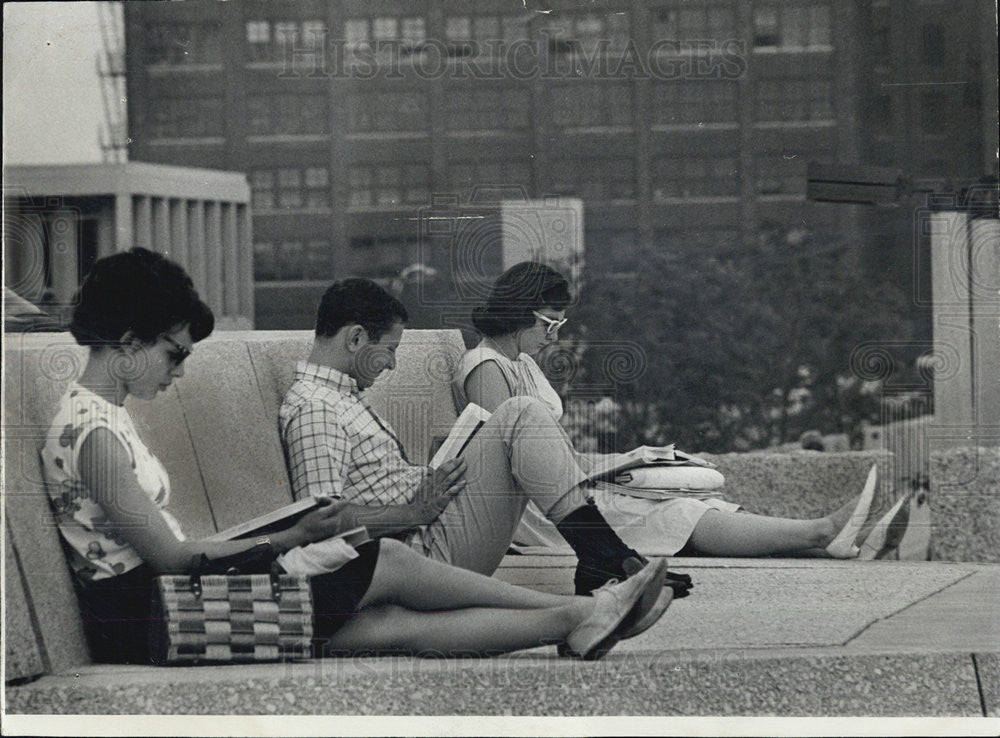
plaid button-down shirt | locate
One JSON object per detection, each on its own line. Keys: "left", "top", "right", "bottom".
{"left": 279, "top": 361, "right": 427, "bottom": 506}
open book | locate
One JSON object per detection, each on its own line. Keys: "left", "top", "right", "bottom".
{"left": 205, "top": 497, "right": 369, "bottom": 548}
{"left": 584, "top": 444, "right": 716, "bottom": 483}
{"left": 429, "top": 403, "right": 491, "bottom": 468}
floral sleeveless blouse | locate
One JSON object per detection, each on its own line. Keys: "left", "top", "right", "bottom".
{"left": 41, "top": 384, "right": 185, "bottom": 581}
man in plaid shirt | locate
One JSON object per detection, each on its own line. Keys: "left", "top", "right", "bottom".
{"left": 280, "top": 279, "right": 672, "bottom": 592}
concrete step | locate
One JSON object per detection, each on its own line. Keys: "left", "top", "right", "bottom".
{"left": 5, "top": 560, "right": 999, "bottom": 723}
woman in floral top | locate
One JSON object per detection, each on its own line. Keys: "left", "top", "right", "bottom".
{"left": 41, "top": 248, "right": 671, "bottom": 664}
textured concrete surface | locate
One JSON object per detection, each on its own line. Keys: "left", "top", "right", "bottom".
{"left": 2, "top": 335, "right": 92, "bottom": 675}
{"left": 126, "top": 383, "right": 217, "bottom": 540}
{"left": 700, "top": 450, "right": 894, "bottom": 520}
{"left": 2, "top": 653, "right": 986, "bottom": 717}
{"left": 6, "top": 560, "right": 998, "bottom": 717}
{"left": 366, "top": 329, "right": 466, "bottom": 464}
{"left": 976, "top": 652, "right": 999, "bottom": 717}
{"left": 4, "top": 518, "right": 46, "bottom": 682}
{"left": 173, "top": 339, "right": 293, "bottom": 531}
{"left": 930, "top": 447, "right": 1000, "bottom": 563}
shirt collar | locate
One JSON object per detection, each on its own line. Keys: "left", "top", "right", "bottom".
{"left": 294, "top": 360, "right": 360, "bottom": 396}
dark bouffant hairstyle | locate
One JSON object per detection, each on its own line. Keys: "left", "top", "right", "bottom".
{"left": 315, "top": 278, "right": 408, "bottom": 342}
{"left": 471, "top": 261, "right": 571, "bottom": 337}
{"left": 69, "top": 248, "right": 214, "bottom": 348}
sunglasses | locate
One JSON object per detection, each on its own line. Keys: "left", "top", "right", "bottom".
{"left": 162, "top": 335, "right": 192, "bottom": 367}
{"left": 532, "top": 311, "right": 568, "bottom": 336}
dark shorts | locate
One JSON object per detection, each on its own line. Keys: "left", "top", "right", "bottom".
{"left": 73, "top": 539, "right": 382, "bottom": 664}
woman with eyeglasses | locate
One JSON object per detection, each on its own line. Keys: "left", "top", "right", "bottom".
{"left": 455, "top": 261, "right": 909, "bottom": 584}
{"left": 41, "top": 248, "right": 672, "bottom": 665}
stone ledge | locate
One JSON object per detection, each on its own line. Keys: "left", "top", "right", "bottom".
{"left": 930, "top": 447, "right": 1000, "bottom": 563}
{"left": 4, "top": 652, "right": 988, "bottom": 717}
{"left": 7, "top": 561, "right": 997, "bottom": 718}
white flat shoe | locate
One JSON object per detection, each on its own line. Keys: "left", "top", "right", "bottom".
{"left": 564, "top": 559, "right": 668, "bottom": 660}
{"left": 619, "top": 588, "right": 674, "bottom": 640}
{"left": 825, "top": 464, "right": 878, "bottom": 558}
{"left": 857, "top": 494, "right": 910, "bottom": 560}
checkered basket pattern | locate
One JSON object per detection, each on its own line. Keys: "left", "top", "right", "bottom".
{"left": 151, "top": 573, "right": 314, "bottom": 665}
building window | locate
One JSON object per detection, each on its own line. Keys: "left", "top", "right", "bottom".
{"left": 545, "top": 11, "right": 630, "bottom": 54}
{"left": 348, "top": 165, "right": 430, "bottom": 208}
{"left": 246, "top": 21, "right": 269, "bottom": 45}
{"left": 348, "top": 236, "right": 421, "bottom": 278}
{"left": 253, "top": 240, "right": 330, "bottom": 281}
{"left": 448, "top": 160, "right": 532, "bottom": 200}
{"left": 148, "top": 24, "right": 222, "bottom": 66}
{"left": 920, "top": 91, "right": 947, "bottom": 134}
{"left": 304, "top": 167, "right": 330, "bottom": 208}
{"left": 873, "top": 25, "right": 891, "bottom": 58}
{"left": 652, "top": 81, "right": 737, "bottom": 124}
{"left": 245, "top": 94, "right": 327, "bottom": 135}
{"left": 444, "top": 14, "right": 527, "bottom": 56}
{"left": 250, "top": 168, "right": 330, "bottom": 211}
{"left": 444, "top": 88, "right": 529, "bottom": 131}
{"left": 872, "top": 94, "right": 892, "bottom": 127}
{"left": 652, "top": 5, "right": 735, "bottom": 42}
{"left": 254, "top": 241, "right": 277, "bottom": 281}
{"left": 347, "top": 91, "right": 428, "bottom": 132}
{"left": 653, "top": 156, "right": 739, "bottom": 199}
{"left": 551, "top": 158, "right": 636, "bottom": 201}
{"left": 345, "top": 16, "right": 425, "bottom": 55}
{"left": 755, "top": 78, "right": 834, "bottom": 122}
{"left": 552, "top": 83, "right": 633, "bottom": 128}
{"left": 920, "top": 23, "right": 944, "bottom": 66}
{"left": 755, "top": 154, "right": 806, "bottom": 196}
{"left": 250, "top": 171, "right": 275, "bottom": 210}
{"left": 245, "top": 19, "right": 326, "bottom": 65}
{"left": 149, "top": 98, "right": 223, "bottom": 138}
{"left": 753, "top": 2, "right": 832, "bottom": 49}
{"left": 277, "top": 169, "right": 303, "bottom": 208}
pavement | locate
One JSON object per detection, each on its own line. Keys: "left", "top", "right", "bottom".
{"left": 4, "top": 557, "right": 999, "bottom": 728}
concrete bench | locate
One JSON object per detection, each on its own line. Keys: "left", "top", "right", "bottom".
{"left": 4, "top": 329, "right": 463, "bottom": 683}
{"left": 4, "top": 329, "right": 989, "bottom": 686}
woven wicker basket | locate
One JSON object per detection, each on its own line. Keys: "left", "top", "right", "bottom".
{"left": 151, "top": 573, "right": 313, "bottom": 665}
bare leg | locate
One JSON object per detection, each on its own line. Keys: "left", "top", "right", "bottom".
{"left": 325, "top": 602, "right": 587, "bottom": 655}
{"left": 359, "top": 539, "right": 581, "bottom": 611}
{"left": 688, "top": 509, "right": 835, "bottom": 556}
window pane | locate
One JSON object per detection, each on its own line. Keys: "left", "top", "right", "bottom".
{"left": 345, "top": 19, "right": 368, "bottom": 46}
{"left": 278, "top": 241, "right": 304, "bottom": 279}
{"left": 401, "top": 17, "right": 425, "bottom": 45}
{"left": 254, "top": 242, "right": 277, "bottom": 280}
{"left": 921, "top": 23, "right": 944, "bottom": 65}
{"left": 373, "top": 17, "right": 397, "bottom": 40}
{"left": 754, "top": 6, "right": 779, "bottom": 46}
{"left": 446, "top": 17, "right": 471, "bottom": 40}
{"left": 246, "top": 21, "right": 269, "bottom": 44}
{"left": 576, "top": 14, "right": 603, "bottom": 37}
{"left": 274, "top": 22, "right": 299, "bottom": 43}
{"left": 809, "top": 4, "right": 832, "bottom": 46}
{"left": 305, "top": 167, "right": 328, "bottom": 187}
{"left": 474, "top": 15, "right": 500, "bottom": 39}
{"left": 784, "top": 6, "right": 809, "bottom": 47}
{"left": 302, "top": 20, "right": 325, "bottom": 45}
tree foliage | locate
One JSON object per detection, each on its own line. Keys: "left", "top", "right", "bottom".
{"left": 557, "top": 223, "right": 916, "bottom": 453}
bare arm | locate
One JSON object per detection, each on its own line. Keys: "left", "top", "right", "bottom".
{"left": 463, "top": 360, "right": 515, "bottom": 413}
{"left": 78, "top": 429, "right": 353, "bottom": 573}
{"left": 464, "top": 359, "right": 615, "bottom": 474}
